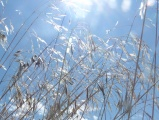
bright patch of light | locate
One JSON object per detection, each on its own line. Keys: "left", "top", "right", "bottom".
{"left": 93, "top": 115, "right": 98, "bottom": 120}
{"left": 139, "top": 2, "right": 146, "bottom": 19}
{"left": 139, "top": 0, "right": 155, "bottom": 19}
{"left": 37, "top": 102, "right": 46, "bottom": 115}
{"left": 105, "top": 0, "right": 117, "bottom": 9}
{"left": 63, "top": 0, "right": 93, "bottom": 18}
{"left": 121, "top": 0, "right": 131, "bottom": 12}
{"left": 9, "top": 98, "right": 46, "bottom": 118}
{"left": 147, "top": 0, "right": 156, "bottom": 6}
{"left": 63, "top": 0, "right": 119, "bottom": 18}
{"left": 69, "top": 0, "right": 92, "bottom": 7}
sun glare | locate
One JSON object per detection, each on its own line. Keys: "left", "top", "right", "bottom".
{"left": 68, "top": 0, "right": 92, "bottom": 7}
{"left": 147, "top": 0, "right": 156, "bottom": 6}
{"left": 63, "top": 0, "right": 93, "bottom": 18}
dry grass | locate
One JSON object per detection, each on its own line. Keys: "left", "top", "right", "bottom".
{"left": 0, "top": 0, "right": 159, "bottom": 120}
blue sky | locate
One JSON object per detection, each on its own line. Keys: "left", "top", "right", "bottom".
{"left": 0, "top": 0, "right": 158, "bottom": 120}
{"left": 1, "top": 0, "right": 157, "bottom": 49}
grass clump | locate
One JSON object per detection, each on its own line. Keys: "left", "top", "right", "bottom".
{"left": 0, "top": 0, "right": 159, "bottom": 120}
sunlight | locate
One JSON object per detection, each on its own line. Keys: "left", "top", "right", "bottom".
{"left": 121, "top": 0, "right": 131, "bottom": 12}
{"left": 105, "top": 0, "right": 117, "bottom": 9}
{"left": 69, "top": 0, "right": 92, "bottom": 7}
{"left": 62, "top": 0, "right": 119, "bottom": 18}
{"left": 63, "top": 0, "right": 93, "bottom": 18}
{"left": 147, "top": 0, "right": 156, "bottom": 6}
